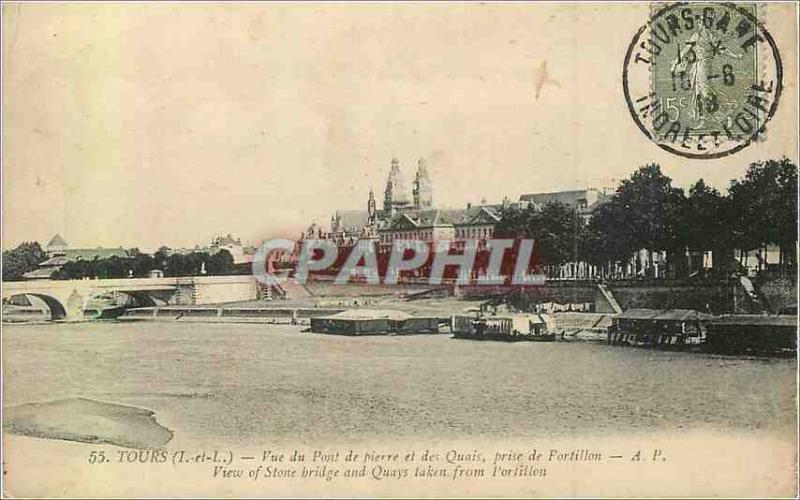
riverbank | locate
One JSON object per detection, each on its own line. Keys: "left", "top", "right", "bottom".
{"left": 116, "top": 297, "right": 483, "bottom": 324}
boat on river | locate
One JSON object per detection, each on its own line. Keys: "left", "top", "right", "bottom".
{"left": 82, "top": 293, "right": 127, "bottom": 320}
{"left": 451, "top": 310, "right": 555, "bottom": 342}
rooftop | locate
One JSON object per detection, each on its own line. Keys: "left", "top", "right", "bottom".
{"left": 706, "top": 315, "right": 796, "bottom": 327}
{"left": 321, "top": 309, "right": 412, "bottom": 321}
{"left": 518, "top": 188, "right": 611, "bottom": 211}
{"left": 45, "top": 233, "right": 68, "bottom": 250}
{"left": 616, "top": 308, "right": 663, "bottom": 320}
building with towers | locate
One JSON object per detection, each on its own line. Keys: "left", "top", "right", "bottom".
{"left": 311, "top": 156, "right": 611, "bottom": 254}
{"left": 300, "top": 156, "right": 614, "bottom": 280}
{"left": 322, "top": 157, "right": 508, "bottom": 251}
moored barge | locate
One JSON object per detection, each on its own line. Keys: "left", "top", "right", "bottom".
{"left": 310, "top": 309, "right": 442, "bottom": 335}
{"left": 608, "top": 308, "right": 796, "bottom": 354}
{"left": 608, "top": 308, "right": 710, "bottom": 348}
{"left": 704, "top": 315, "right": 796, "bottom": 354}
{"left": 451, "top": 311, "right": 555, "bottom": 342}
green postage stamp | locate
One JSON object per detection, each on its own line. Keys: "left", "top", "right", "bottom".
{"left": 623, "top": 2, "right": 782, "bottom": 159}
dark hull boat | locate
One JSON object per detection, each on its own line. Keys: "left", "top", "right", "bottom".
{"left": 83, "top": 305, "right": 127, "bottom": 320}
{"left": 83, "top": 293, "right": 127, "bottom": 320}
{"left": 451, "top": 312, "right": 555, "bottom": 342}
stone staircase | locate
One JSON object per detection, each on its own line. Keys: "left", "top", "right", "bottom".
{"left": 174, "top": 277, "right": 197, "bottom": 305}
{"left": 258, "top": 279, "right": 312, "bottom": 300}
{"left": 280, "top": 279, "right": 312, "bottom": 299}
{"left": 596, "top": 283, "right": 623, "bottom": 314}
{"left": 738, "top": 276, "right": 772, "bottom": 313}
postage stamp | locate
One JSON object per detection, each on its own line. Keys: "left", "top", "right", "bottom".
{"left": 623, "top": 2, "right": 783, "bottom": 159}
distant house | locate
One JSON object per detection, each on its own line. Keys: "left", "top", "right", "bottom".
{"left": 169, "top": 234, "right": 255, "bottom": 266}
{"left": 376, "top": 205, "right": 504, "bottom": 251}
{"left": 209, "top": 234, "right": 254, "bottom": 265}
{"left": 21, "top": 263, "right": 62, "bottom": 280}
{"left": 518, "top": 188, "right": 612, "bottom": 220}
{"left": 24, "top": 234, "right": 129, "bottom": 280}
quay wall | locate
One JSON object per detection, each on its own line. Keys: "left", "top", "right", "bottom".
{"left": 124, "top": 306, "right": 344, "bottom": 323}
{"left": 197, "top": 276, "right": 794, "bottom": 314}
{"left": 754, "top": 276, "right": 796, "bottom": 313}
{"left": 304, "top": 280, "right": 432, "bottom": 297}
{"left": 609, "top": 282, "right": 734, "bottom": 314}
{"left": 459, "top": 278, "right": 791, "bottom": 314}
{"left": 193, "top": 276, "right": 260, "bottom": 305}
{"left": 453, "top": 281, "right": 734, "bottom": 313}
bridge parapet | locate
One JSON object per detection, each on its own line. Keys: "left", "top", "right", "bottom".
{"left": 3, "top": 275, "right": 260, "bottom": 319}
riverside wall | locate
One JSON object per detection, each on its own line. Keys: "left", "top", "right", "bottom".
{"left": 337, "top": 277, "right": 795, "bottom": 314}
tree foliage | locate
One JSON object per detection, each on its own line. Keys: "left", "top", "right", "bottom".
{"left": 684, "top": 179, "right": 729, "bottom": 252}
{"left": 498, "top": 159, "right": 797, "bottom": 276}
{"left": 495, "top": 201, "right": 585, "bottom": 269}
{"left": 727, "top": 158, "right": 797, "bottom": 268}
{"left": 54, "top": 250, "right": 238, "bottom": 279}
{"left": 2, "top": 241, "right": 47, "bottom": 281}
{"left": 614, "top": 163, "right": 686, "bottom": 253}
{"left": 581, "top": 163, "right": 686, "bottom": 275}
{"left": 585, "top": 201, "right": 631, "bottom": 266}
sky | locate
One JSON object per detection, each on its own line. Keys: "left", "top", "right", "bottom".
{"left": 2, "top": 2, "right": 797, "bottom": 252}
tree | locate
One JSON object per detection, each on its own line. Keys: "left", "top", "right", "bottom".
{"left": 494, "top": 202, "right": 585, "bottom": 276}
{"left": 682, "top": 179, "right": 732, "bottom": 274}
{"left": 536, "top": 202, "right": 585, "bottom": 270}
{"left": 617, "top": 163, "right": 686, "bottom": 253}
{"left": 208, "top": 250, "right": 235, "bottom": 275}
{"left": 94, "top": 256, "right": 130, "bottom": 279}
{"left": 153, "top": 246, "right": 171, "bottom": 270}
{"left": 590, "top": 163, "right": 686, "bottom": 277}
{"left": 773, "top": 159, "right": 798, "bottom": 270}
{"left": 728, "top": 158, "right": 797, "bottom": 271}
{"left": 494, "top": 205, "right": 531, "bottom": 239}
{"left": 584, "top": 200, "right": 633, "bottom": 274}
{"left": 685, "top": 180, "right": 724, "bottom": 251}
{"left": 54, "top": 258, "right": 94, "bottom": 280}
{"left": 130, "top": 252, "right": 155, "bottom": 277}
{"left": 2, "top": 241, "right": 47, "bottom": 281}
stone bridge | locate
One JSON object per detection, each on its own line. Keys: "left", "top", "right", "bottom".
{"left": 2, "top": 275, "right": 260, "bottom": 319}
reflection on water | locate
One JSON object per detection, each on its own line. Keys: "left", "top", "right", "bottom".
{"left": 3, "top": 321, "right": 796, "bottom": 446}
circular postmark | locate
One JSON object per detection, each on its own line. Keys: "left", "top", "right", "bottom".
{"left": 623, "top": 2, "right": 782, "bottom": 159}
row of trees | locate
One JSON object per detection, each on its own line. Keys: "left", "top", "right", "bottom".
{"left": 53, "top": 248, "right": 239, "bottom": 279}
{"left": 495, "top": 158, "right": 797, "bottom": 277}
{"left": 0, "top": 243, "right": 242, "bottom": 281}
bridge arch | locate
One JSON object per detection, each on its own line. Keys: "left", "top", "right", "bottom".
{"left": 115, "top": 291, "right": 161, "bottom": 308}
{"left": 5, "top": 293, "right": 68, "bottom": 320}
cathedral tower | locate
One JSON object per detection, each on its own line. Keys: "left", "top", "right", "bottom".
{"left": 383, "top": 158, "right": 409, "bottom": 214}
{"left": 367, "top": 188, "right": 377, "bottom": 223}
{"left": 412, "top": 158, "right": 433, "bottom": 209}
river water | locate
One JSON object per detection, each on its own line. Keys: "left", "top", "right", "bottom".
{"left": 2, "top": 321, "right": 796, "bottom": 447}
